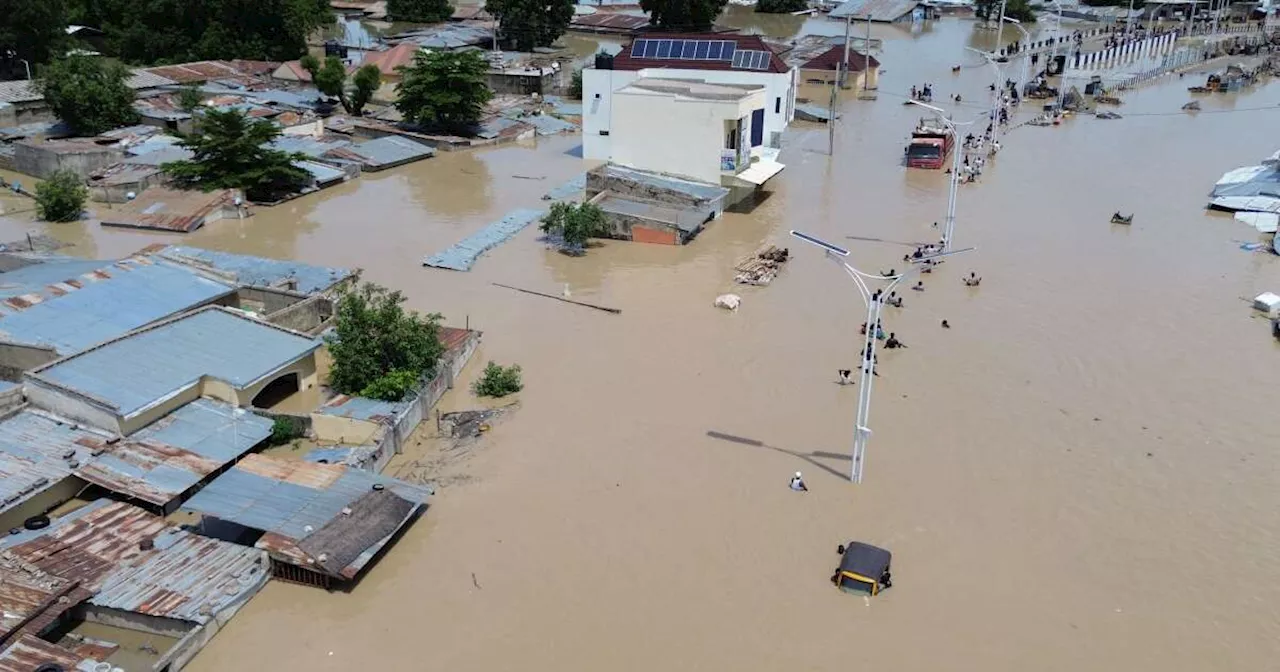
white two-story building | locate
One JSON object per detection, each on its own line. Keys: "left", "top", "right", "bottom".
{"left": 582, "top": 33, "right": 798, "bottom": 161}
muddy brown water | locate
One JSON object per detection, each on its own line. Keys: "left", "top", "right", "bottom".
{"left": 3, "top": 17, "right": 1280, "bottom": 672}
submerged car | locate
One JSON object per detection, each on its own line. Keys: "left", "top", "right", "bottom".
{"left": 831, "top": 541, "right": 892, "bottom": 596}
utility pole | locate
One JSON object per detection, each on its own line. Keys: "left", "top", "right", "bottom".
{"left": 842, "top": 15, "right": 852, "bottom": 88}
{"left": 996, "top": 0, "right": 1008, "bottom": 52}
{"left": 864, "top": 13, "right": 872, "bottom": 93}
{"left": 828, "top": 63, "right": 840, "bottom": 155}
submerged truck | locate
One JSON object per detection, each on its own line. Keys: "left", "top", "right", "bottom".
{"left": 905, "top": 118, "right": 953, "bottom": 170}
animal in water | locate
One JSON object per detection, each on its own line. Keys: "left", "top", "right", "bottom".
{"left": 1111, "top": 212, "right": 1134, "bottom": 225}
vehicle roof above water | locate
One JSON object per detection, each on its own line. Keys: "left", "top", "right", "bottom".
{"left": 838, "top": 541, "right": 892, "bottom": 579}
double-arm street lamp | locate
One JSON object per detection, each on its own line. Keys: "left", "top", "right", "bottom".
{"left": 1002, "top": 17, "right": 1031, "bottom": 94}
{"left": 907, "top": 100, "right": 974, "bottom": 254}
{"left": 789, "top": 230, "right": 972, "bottom": 484}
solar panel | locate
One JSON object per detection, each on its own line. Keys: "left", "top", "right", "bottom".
{"left": 655, "top": 40, "right": 672, "bottom": 58}
{"left": 681, "top": 41, "right": 696, "bottom": 58}
{"left": 721, "top": 42, "right": 736, "bottom": 60}
{"left": 695, "top": 41, "right": 710, "bottom": 59}
{"left": 753, "top": 51, "right": 768, "bottom": 69}
{"left": 632, "top": 38, "right": 741, "bottom": 62}
{"left": 632, "top": 39, "right": 650, "bottom": 58}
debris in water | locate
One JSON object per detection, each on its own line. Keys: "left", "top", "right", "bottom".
{"left": 734, "top": 245, "right": 790, "bottom": 286}
{"left": 1182, "top": 101, "right": 1202, "bottom": 111}
{"left": 472, "top": 572, "right": 482, "bottom": 589}
{"left": 714, "top": 294, "right": 742, "bottom": 311}
{"left": 440, "top": 408, "right": 506, "bottom": 439}
{"left": 492, "top": 282, "right": 621, "bottom": 314}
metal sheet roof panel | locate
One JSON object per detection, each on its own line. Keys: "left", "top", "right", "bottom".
{"left": 155, "top": 246, "right": 351, "bottom": 294}
{"left": 0, "top": 410, "right": 108, "bottom": 518}
{"left": 32, "top": 307, "right": 320, "bottom": 417}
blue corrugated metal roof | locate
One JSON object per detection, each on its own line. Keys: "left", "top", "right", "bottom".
{"left": 316, "top": 394, "right": 404, "bottom": 422}
{"left": 476, "top": 116, "right": 524, "bottom": 140}
{"left": 0, "top": 381, "right": 16, "bottom": 394}
{"left": 0, "top": 410, "right": 106, "bottom": 517}
{"left": 0, "top": 258, "right": 109, "bottom": 302}
{"left": 73, "top": 400, "right": 272, "bottom": 506}
{"left": 522, "top": 114, "right": 578, "bottom": 136}
{"left": 157, "top": 246, "right": 351, "bottom": 293}
{"left": 181, "top": 454, "right": 430, "bottom": 576}
{"left": 297, "top": 159, "right": 346, "bottom": 185}
{"left": 544, "top": 173, "right": 586, "bottom": 201}
{"left": 269, "top": 135, "right": 351, "bottom": 159}
{"left": 346, "top": 136, "right": 434, "bottom": 168}
{"left": 33, "top": 307, "right": 320, "bottom": 417}
{"left": 245, "top": 87, "right": 322, "bottom": 109}
{"left": 0, "top": 259, "right": 234, "bottom": 354}
{"left": 542, "top": 95, "right": 584, "bottom": 117}
{"left": 423, "top": 208, "right": 545, "bottom": 271}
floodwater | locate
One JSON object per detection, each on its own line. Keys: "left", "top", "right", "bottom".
{"left": 4, "top": 17, "right": 1280, "bottom": 672}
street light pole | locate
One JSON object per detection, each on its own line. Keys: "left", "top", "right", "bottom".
{"left": 1002, "top": 17, "right": 1031, "bottom": 94}
{"left": 789, "top": 230, "right": 972, "bottom": 484}
{"left": 908, "top": 99, "right": 973, "bottom": 252}
{"left": 965, "top": 47, "right": 1003, "bottom": 148}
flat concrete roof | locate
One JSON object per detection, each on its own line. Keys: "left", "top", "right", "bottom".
{"left": 620, "top": 78, "right": 764, "bottom": 101}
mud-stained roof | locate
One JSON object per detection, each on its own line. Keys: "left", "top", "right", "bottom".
{"left": 1, "top": 500, "right": 268, "bottom": 625}
{"left": 73, "top": 399, "right": 273, "bottom": 508}
{"left": 0, "top": 410, "right": 112, "bottom": 524}
{"left": 0, "top": 551, "right": 78, "bottom": 640}
{"left": 181, "top": 454, "right": 429, "bottom": 580}
{"left": 829, "top": 0, "right": 927, "bottom": 21}
{"left": 30, "top": 306, "right": 320, "bottom": 418}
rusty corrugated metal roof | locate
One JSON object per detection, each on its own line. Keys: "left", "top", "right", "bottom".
{"left": 0, "top": 635, "right": 96, "bottom": 672}
{"left": 1, "top": 501, "right": 268, "bottom": 624}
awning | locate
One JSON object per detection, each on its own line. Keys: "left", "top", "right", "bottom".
{"left": 731, "top": 159, "right": 785, "bottom": 187}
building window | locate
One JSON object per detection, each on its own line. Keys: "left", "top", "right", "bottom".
{"left": 599, "top": 130, "right": 609, "bottom": 136}
{"left": 775, "top": 97, "right": 781, "bottom": 114}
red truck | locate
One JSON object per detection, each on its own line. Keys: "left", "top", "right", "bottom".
{"left": 904, "top": 118, "right": 953, "bottom": 170}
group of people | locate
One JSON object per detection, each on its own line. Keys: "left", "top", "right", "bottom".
{"left": 909, "top": 83, "right": 934, "bottom": 102}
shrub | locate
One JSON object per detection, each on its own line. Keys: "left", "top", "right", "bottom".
{"left": 539, "top": 201, "right": 609, "bottom": 253}
{"left": 360, "top": 369, "right": 424, "bottom": 402}
{"left": 473, "top": 361, "right": 523, "bottom": 397}
{"left": 269, "top": 417, "right": 303, "bottom": 446}
{"left": 570, "top": 69, "right": 583, "bottom": 99}
{"left": 34, "top": 170, "right": 87, "bottom": 222}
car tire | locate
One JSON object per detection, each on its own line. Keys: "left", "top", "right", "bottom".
{"left": 23, "top": 515, "right": 50, "bottom": 531}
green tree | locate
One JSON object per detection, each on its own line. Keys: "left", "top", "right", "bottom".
{"left": 756, "top": 0, "right": 805, "bottom": 13}
{"left": 486, "top": 0, "right": 574, "bottom": 51}
{"left": 324, "top": 280, "right": 446, "bottom": 402}
{"left": 395, "top": 50, "right": 493, "bottom": 132}
{"left": 36, "top": 55, "right": 137, "bottom": 136}
{"left": 177, "top": 83, "right": 204, "bottom": 111}
{"left": 570, "top": 68, "right": 583, "bottom": 99}
{"left": 472, "top": 361, "right": 523, "bottom": 397}
{"left": 300, "top": 55, "right": 382, "bottom": 115}
{"left": 80, "top": 0, "right": 332, "bottom": 64}
{"left": 0, "top": 0, "right": 69, "bottom": 69}
{"left": 975, "top": 0, "right": 1035, "bottom": 23}
{"left": 539, "top": 201, "right": 609, "bottom": 253}
{"left": 34, "top": 170, "right": 87, "bottom": 222}
{"left": 639, "top": 0, "right": 728, "bottom": 30}
{"left": 161, "top": 108, "right": 311, "bottom": 202}
{"left": 388, "top": 0, "right": 454, "bottom": 22}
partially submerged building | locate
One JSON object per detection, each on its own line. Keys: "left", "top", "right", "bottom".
{"left": 585, "top": 164, "right": 730, "bottom": 246}
{"left": 25, "top": 306, "right": 322, "bottom": 435}
{"left": 0, "top": 500, "right": 269, "bottom": 671}
{"left": 99, "top": 186, "right": 245, "bottom": 233}
{"left": 828, "top": 0, "right": 937, "bottom": 23}
{"left": 798, "top": 47, "right": 880, "bottom": 91}
{"left": 182, "top": 454, "right": 430, "bottom": 588}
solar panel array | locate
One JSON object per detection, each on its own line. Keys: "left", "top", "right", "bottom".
{"left": 731, "top": 49, "right": 771, "bottom": 70}
{"left": 630, "top": 39, "right": 737, "bottom": 61}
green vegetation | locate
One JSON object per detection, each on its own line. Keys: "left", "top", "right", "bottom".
{"left": 301, "top": 55, "right": 383, "bottom": 115}
{"left": 177, "top": 84, "right": 205, "bottom": 112}
{"left": 34, "top": 170, "right": 87, "bottom": 222}
{"left": 269, "top": 417, "right": 304, "bottom": 446}
{"left": 65, "top": 0, "right": 333, "bottom": 64}
{"left": 539, "top": 201, "right": 609, "bottom": 254}
{"left": 161, "top": 108, "right": 312, "bottom": 202}
{"left": 570, "top": 69, "right": 583, "bottom": 99}
{"left": 395, "top": 50, "right": 493, "bottom": 132}
{"left": 0, "top": 0, "right": 69, "bottom": 68}
{"left": 388, "top": 0, "right": 455, "bottom": 22}
{"left": 756, "top": 0, "right": 806, "bottom": 13}
{"left": 486, "top": 0, "right": 574, "bottom": 51}
{"left": 974, "top": 0, "right": 1035, "bottom": 23}
{"left": 638, "top": 0, "right": 728, "bottom": 30}
{"left": 325, "top": 280, "right": 446, "bottom": 403}
{"left": 36, "top": 55, "right": 138, "bottom": 136}
{"left": 473, "top": 361, "right": 523, "bottom": 398}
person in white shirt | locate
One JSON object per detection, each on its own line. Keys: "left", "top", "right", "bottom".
{"left": 789, "top": 472, "right": 808, "bottom": 492}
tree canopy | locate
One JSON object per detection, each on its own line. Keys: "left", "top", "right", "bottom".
{"left": 756, "top": 0, "right": 806, "bottom": 13}
{"left": 639, "top": 0, "right": 728, "bottom": 30}
{"left": 301, "top": 55, "right": 382, "bottom": 116}
{"left": 325, "top": 280, "right": 446, "bottom": 402}
{"left": 65, "top": 0, "right": 333, "bottom": 64}
{"left": 395, "top": 50, "right": 493, "bottom": 132}
{"left": 161, "top": 108, "right": 311, "bottom": 202}
{"left": 35, "top": 170, "right": 87, "bottom": 222}
{"left": 36, "top": 56, "right": 138, "bottom": 136}
{"left": 388, "top": 0, "right": 454, "bottom": 22}
{"left": 974, "top": 0, "right": 1036, "bottom": 23}
{"left": 539, "top": 201, "right": 609, "bottom": 253}
{"left": 485, "top": 0, "right": 574, "bottom": 51}
{"left": 0, "top": 0, "right": 69, "bottom": 70}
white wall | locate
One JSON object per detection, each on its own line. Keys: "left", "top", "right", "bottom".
{"left": 608, "top": 88, "right": 760, "bottom": 184}
{"left": 583, "top": 66, "right": 796, "bottom": 161}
